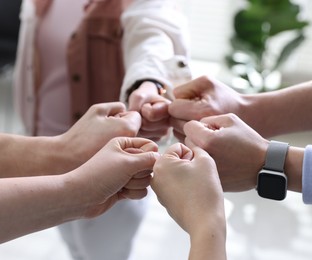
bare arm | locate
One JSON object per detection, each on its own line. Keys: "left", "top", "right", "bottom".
{"left": 241, "top": 81, "right": 312, "bottom": 137}
{"left": 0, "top": 174, "right": 79, "bottom": 243}
{"left": 0, "top": 137, "right": 159, "bottom": 243}
{"left": 169, "top": 77, "right": 312, "bottom": 140}
{"left": 0, "top": 102, "right": 142, "bottom": 177}
{"left": 0, "top": 134, "right": 69, "bottom": 177}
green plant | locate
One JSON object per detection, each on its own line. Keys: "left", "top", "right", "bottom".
{"left": 226, "top": 0, "right": 309, "bottom": 92}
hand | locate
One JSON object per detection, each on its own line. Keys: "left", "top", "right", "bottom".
{"left": 70, "top": 137, "right": 159, "bottom": 218}
{"left": 151, "top": 143, "right": 225, "bottom": 235}
{"left": 128, "top": 81, "right": 171, "bottom": 141}
{"left": 184, "top": 113, "right": 269, "bottom": 192}
{"left": 59, "top": 102, "right": 142, "bottom": 169}
{"left": 169, "top": 76, "right": 243, "bottom": 141}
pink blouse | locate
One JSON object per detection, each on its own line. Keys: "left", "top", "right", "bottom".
{"left": 36, "top": 0, "right": 87, "bottom": 135}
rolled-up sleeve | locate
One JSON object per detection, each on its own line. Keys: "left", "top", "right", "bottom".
{"left": 120, "top": 0, "right": 192, "bottom": 102}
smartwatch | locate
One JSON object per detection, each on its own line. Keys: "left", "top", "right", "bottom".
{"left": 257, "top": 140, "right": 289, "bottom": 201}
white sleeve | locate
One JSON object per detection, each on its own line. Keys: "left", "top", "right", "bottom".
{"left": 120, "top": 0, "right": 192, "bottom": 102}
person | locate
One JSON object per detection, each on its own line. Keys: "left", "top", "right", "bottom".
{"left": 14, "top": 0, "right": 191, "bottom": 259}
{"left": 151, "top": 142, "right": 227, "bottom": 260}
{"left": 0, "top": 102, "right": 159, "bottom": 244}
{"left": 169, "top": 75, "right": 312, "bottom": 201}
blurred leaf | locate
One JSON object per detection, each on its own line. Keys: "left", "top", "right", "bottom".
{"left": 234, "top": 11, "right": 267, "bottom": 56}
{"left": 226, "top": 0, "right": 309, "bottom": 92}
{"left": 272, "top": 33, "right": 305, "bottom": 70}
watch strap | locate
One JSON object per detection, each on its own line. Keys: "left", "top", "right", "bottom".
{"left": 302, "top": 145, "right": 312, "bottom": 204}
{"left": 264, "top": 140, "right": 289, "bottom": 172}
{"left": 125, "top": 79, "right": 166, "bottom": 102}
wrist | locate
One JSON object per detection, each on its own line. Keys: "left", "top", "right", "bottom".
{"left": 189, "top": 215, "right": 227, "bottom": 260}
{"left": 239, "top": 94, "right": 264, "bottom": 133}
{"left": 126, "top": 79, "right": 166, "bottom": 102}
{"left": 59, "top": 171, "right": 96, "bottom": 219}
{"left": 246, "top": 138, "right": 269, "bottom": 189}
{"left": 52, "top": 135, "right": 85, "bottom": 174}
{"left": 188, "top": 209, "right": 226, "bottom": 240}
{"left": 63, "top": 166, "right": 113, "bottom": 219}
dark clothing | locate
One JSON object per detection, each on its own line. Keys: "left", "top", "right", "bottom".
{"left": 0, "top": 0, "right": 22, "bottom": 68}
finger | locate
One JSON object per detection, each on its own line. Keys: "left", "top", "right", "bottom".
{"left": 138, "top": 129, "right": 169, "bottom": 140}
{"left": 173, "top": 80, "right": 199, "bottom": 99}
{"left": 163, "top": 142, "right": 193, "bottom": 160}
{"left": 136, "top": 133, "right": 161, "bottom": 142}
{"left": 116, "top": 137, "right": 161, "bottom": 175}
{"left": 173, "top": 76, "right": 212, "bottom": 99}
{"left": 118, "top": 111, "right": 141, "bottom": 121}
{"left": 133, "top": 170, "right": 152, "bottom": 178}
{"left": 124, "top": 175, "right": 151, "bottom": 189}
{"left": 107, "top": 137, "right": 160, "bottom": 174}
{"left": 119, "top": 188, "right": 148, "bottom": 200}
{"left": 199, "top": 113, "right": 242, "bottom": 131}
{"left": 141, "top": 101, "right": 170, "bottom": 122}
{"left": 169, "top": 99, "right": 203, "bottom": 121}
{"left": 191, "top": 146, "right": 213, "bottom": 161}
{"left": 183, "top": 120, "right": 213, "bottom": 149}
{"left": 114, "top": 137, "right": 159, "bottom": 152}
{"left": 140, "top": 117, "right": 170, "bottom": 131}
{"left": 169, "top": 117, "right": 186, "bottom": 134}
{"left": 96, "top": 102, "right": 126, "bottom": 116}
{"left": 117, "top": 111, "right": 142, "bottom": 134}
{"left": 123, "top": 144, "right": 159, "bottom": 155}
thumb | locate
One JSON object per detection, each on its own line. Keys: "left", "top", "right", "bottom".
{"left": 114, "top": 137, "right": 160, "bottom": 176}
{"left": 173, "top": 82, "right": 196, "bottom": 99}
{"left": 124, "top": 150, "right": 160, "bottom": 179}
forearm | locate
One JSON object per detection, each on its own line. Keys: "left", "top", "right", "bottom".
{"left": 0, "top": 174, "right": 84, "bottom": 243}
{"left": 241, "top": 81, "right": 312, "bottom": 138}
{"left": 0, "top": 134, "right": 76, "bottom": 177}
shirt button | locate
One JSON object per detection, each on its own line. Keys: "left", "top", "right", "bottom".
{"left": 72, "top": 74, "right": 81, "bottom": 82}
{"left": 177, "top": 60, "right": 188, "bottom": 68}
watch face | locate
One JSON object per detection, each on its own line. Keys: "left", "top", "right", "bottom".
{"left": 257, "top": 170, "right": 287, "bottom": 201}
